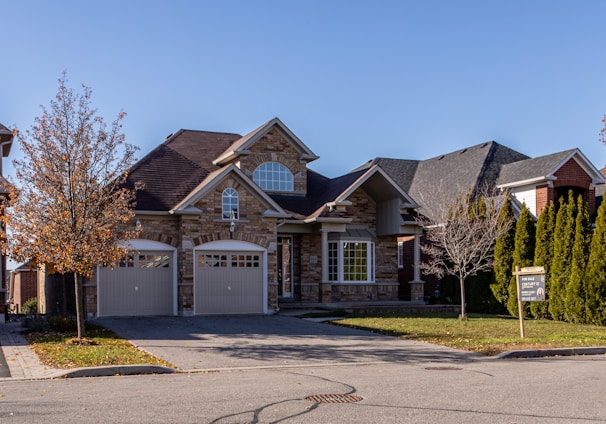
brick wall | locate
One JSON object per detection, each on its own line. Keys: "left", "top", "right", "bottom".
{"left": 535, "top": 184, "right": 553, "bottom": 216}
{"left": 11, "top": 270, "right": 38, "bottom": 313}
{"left": 553, "top": 158, "right": 596, "bottom": 215}
{"left": 185, "top": 177, "right": 279, "bottom": 310}
{"left": 86, "top": 175, "right": 281, "bottom": 315}
{"left": 299, "top": 233, "right": 322, "bottom": 284}
{"left": 237, "top": 129, "right": 308, "bottom": 196}
{"left": 553, "top": 158, "right": 592, "bottom": 188}
{"left": 296, "top": 187, "right": 399, "bottom": 302}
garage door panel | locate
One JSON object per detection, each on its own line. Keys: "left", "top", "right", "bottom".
{"left": 195, "top": 251, "right": 264, "bottom": 314}
{"left": 98, "top": 250, "right": 174, "bottom": 317}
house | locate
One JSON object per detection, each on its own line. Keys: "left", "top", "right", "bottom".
{"left": 496, "top": 148, "right": 604, "bottom": 217}
{"left": 8, "top": 262, "right": 38, "bottom": 313}
{"left": 89, "top": 118, "right": 422, "bottom": 317}
{"left": 0, "top": 123, "right": 13, "bottom": 320}
{"left": 361, "top": 141, "right": 605, "bottom": 301}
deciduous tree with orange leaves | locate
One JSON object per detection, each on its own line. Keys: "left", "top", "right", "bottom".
{"left": 2, "top": 73, "right": 139, "bottom": 338}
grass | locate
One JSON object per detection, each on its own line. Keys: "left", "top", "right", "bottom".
{"left": 332, "top": 313, "right": 606, "bottom": 355}
{"left": 23, "top": 314, "right": 606, "bottom": 367}
{"left": 24, "top": 323, "right": 173, "bottom": 369}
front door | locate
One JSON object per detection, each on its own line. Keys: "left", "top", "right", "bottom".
{"left": 277, "top": 236, "right": 293, "bottom": 298}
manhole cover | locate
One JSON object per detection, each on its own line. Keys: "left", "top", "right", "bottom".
{"left": 305, "top": 394, "right": 363, "bottom": 403}
{"left": 425, "top": 366, "right": 463, "bottom": 371}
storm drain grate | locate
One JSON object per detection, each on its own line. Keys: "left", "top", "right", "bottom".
{"left": 305, "top": 394, "right": 363, "bottom": 404}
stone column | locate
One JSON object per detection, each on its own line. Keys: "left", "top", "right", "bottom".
{"left": 319, "top": 227, "right": 332, "bottom": 303}
{"left": 409, "top": 231, "right": 425, "bottom": 303}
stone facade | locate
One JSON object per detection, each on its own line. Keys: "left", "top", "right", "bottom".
{"left": 294, "top": 188, "right": 400, "bottom": 303}
{"left": 88, "top": 118, "right": 412, "bottom": 316}
{"left": 231, "top": 129, "right": 308, "bottom": 196}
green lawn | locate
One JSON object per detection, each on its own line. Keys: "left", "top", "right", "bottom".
{"left": 24, "top": 324, "right": 173, "bottom": 369}
{"left": 332, "top": 313, "right": 606, "bottom": 355}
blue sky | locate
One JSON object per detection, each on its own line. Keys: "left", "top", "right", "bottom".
{"left": 2, "top": 0, "right": 605, "bottom": 178}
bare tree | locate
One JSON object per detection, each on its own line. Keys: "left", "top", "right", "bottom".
{"left": 2, "top": 73, "right": 139, "bottom": 338}
{"left": 418, "top": 189, "right": 513, "bottom": 319}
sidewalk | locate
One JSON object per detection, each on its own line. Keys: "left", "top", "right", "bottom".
{"left": 0, "top": 321, "right": 63, "bottom": 380}
{"left": 0, "top": 321, "right": 174, "bottom": 380}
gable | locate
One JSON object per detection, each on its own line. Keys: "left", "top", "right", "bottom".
{"left": 170, "top": 164, "right": 289, "bottom": 218}
{"left": 212, "top": 118, "right": 319, "bottom": 166}
{"left": 498, "top": 149, "right": 605, "bottom": 189}
{"left": 552, "top": 157, "right": 593, "bottom": 188}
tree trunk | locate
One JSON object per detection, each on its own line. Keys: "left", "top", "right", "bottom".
{"left": 459, "top": 276, "right": 467, "bottom": 320}
{"left": 73, "top": 272, "right": 86, "bottom": 338}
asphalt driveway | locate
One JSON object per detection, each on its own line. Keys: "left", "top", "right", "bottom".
{"left": 94, "top": 314, "right": 481, "bottom": 371}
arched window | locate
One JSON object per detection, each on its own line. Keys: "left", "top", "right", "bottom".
{"left": 253, "top": 162, "right": 294, "bottom": 192}
{"left": 222, "top": 188, "right": 239, "bottom": 220}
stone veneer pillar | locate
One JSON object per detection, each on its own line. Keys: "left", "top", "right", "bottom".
{"left": 409, "top": 232, "right": 425, "bottom": 302}
{"left": 320, "top": 228, "right": 332, "bottom": 302}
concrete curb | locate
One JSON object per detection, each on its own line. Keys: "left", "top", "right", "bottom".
{"left": 494, "top": 346, "right": 606, "bottom": 359}
{"left": 49, "top": 365, "right": 176, "bottom": 379}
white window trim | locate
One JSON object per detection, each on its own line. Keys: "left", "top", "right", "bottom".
{"left": 328, "top": 240, "right": 375, "bottom": 284}
{"left": 253, "top": 162, "right": 294, "bottom": 192}
{"left": 222, "top": 188, "right": 239, "bottom": 220}
{"left": 397, "top": 241, "right": 404, "bottom": 269}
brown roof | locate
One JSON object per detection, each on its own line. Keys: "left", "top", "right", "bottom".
{"left": 127, "top": 130, "right": 240, "bottom": 211}
{"left": 271, "top": 169, "right": 366, "bottom": 219}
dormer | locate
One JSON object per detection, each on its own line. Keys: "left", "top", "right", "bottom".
{"left": 213, "top": 118, "right": 319, "bottom": 196}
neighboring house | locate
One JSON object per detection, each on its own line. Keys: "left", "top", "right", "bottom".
{"left": 8, "top": 262, "right": 38, "bottom": 313}
{"left": 496, "top": 149, "right": 604, "bottom": 217}
{"left": 89, "top": 118, "right": 422, "bottom": 317}
{"left": 0, "top": 123, "right": 13, "bottom": 320}
{"left": 361, "top": 141, "right": 605, "bottom": 300}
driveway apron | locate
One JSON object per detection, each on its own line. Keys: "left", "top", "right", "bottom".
{"left": 94, "top": 315, "right": 480, "bottom": 371}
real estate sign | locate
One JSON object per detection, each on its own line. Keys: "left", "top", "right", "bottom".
{"left": 518, "top": 273, "right": 546, "bottom": 302}
{"left": 515, "top": 266, "right": 546, "bottom": 338}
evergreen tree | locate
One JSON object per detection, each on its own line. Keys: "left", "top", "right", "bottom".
{"left": 549, "top": 191, "right": 577, "bottom": 321}
{"left": 507, "top": 203, "right": 536, "bottom": 316}
{"left": 584, "top": 200, "right": 606, "bottom": 325}
{"left": 531, "top": 201, "right": 555, "bottom": 318}
{"left": 491, "top": 196, "right": 515, "bottom": 309}
{"left": 565, "top": 196, "right": 592, "bottom": 323}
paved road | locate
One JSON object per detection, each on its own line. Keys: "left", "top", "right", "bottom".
{"left": 2, "top": 355, "right": 605, "bottom": 423}
{"left": 94, "top": 315, "right": 483, "bottom": 371}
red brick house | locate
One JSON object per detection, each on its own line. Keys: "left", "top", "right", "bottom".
{"left": 8, "top": 262, "right": 38, "bottom": 313}
{"left": 90, "top": 118, "right": 422, "bottom": 317}
{"left": 496, "top": 148, "right": 604, "bottom": 217}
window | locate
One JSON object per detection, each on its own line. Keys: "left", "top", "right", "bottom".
{"left": 138, "top": 254, "right": 170, "bottom": 268}
{"left": 118, "top": 253, "right": 170, "bottom": 268}
{"left": 253, "top": 162, "right": 294, "bottom": 192}
{"left": 119, "top": 254, "right": 135, "bottom": 268}
{"left": 328, "top": 241, "right": 375, "bottom": 283}
{"left": 397, "top": 241, "right": 404, "bottom": 269}
{"left": 198, "top": 254, "right": 260, "bottom": 268}
{"left": 328, "top": 242, "right": 339, "bottom": 281}
{"left": 222, "top": 188, "right": 239, "bottom": 220}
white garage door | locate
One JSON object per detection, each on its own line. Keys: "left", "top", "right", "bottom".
{"left": 195, "top": 251, "right": 264, "bottom": 314}
{"left": 98, "top": 251, "right": 174, "bottom": 317}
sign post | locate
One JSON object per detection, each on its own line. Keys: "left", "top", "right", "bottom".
{"left": 514, "top": 266, "right": 546, "bottom": 339}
